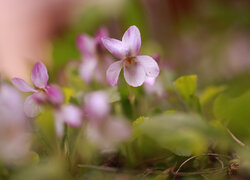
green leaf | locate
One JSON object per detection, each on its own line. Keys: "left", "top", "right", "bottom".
{"left": 200, "top": 86, "right": 226, "bottom": 105}
{"left": 136, "top": 113, "right": 212, "bottom": 156}
{"left": 174, "top": 75, "right": 201, "bottom": 112}
{"left": 214, "top": 90, "right": 250, "bottom": 139}
{"left": 174, "top": 75, "right": 197, "bottom": 101}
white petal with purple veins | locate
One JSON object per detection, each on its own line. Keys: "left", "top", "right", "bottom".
{"left": 106, "top": 61, "right": 123, "bottom": 86}
{"left": 102, "top": 37, "right": 128, "bottom": 59}
{"left": 11, "top": 78, "right": 36, "bottom": 92}
{"left": 31, "top": 62, "right": 49, "bottom": 89}
{"left": 124, "top": 62, "right": 146, "bottom": 87}
{"left": 122, "top": 25, "right": 141, "bottom": 56}
{"left": 136, "top": 55, "right": 160, "bottom": 77}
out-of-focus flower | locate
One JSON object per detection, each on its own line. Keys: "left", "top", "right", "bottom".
{"left": 0, "top": 83, "right": 30, "bottom": 163}
{"left": 84, "top": 91, "right": 131, "bottom": 150}
{"left": 144, "top": 77, "right": 165, "bottom": 97}
{"left": 84, "top": 91, "right": 110, "bottom": 124}
{"left": 12, "top": 62, "right": 63, "bottom": 117}
{"left": 86, "top": 117, "right": 131, "bottom": 151}
{"left": 77, "top": 27, "right": 114, "bottom": 83}
{"left": 102, "top": 25, "right": 160, "bottom": 87}
{"left": 54, "top": 104, "right": 82, "bottom": 137}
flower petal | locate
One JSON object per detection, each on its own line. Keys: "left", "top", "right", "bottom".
{"left": 124, "top": 62, "right": 146, "bottom": 87}
{"left": 136, "top": 55, "right": 160, "bottom": 77}
{"left": 106, "top": 61, "right": 123, "bottom": 86}
{"left": 11, "top": 78, "right": 36, "bottom": 92}
{"left": 76, "top": 34, "right": 96, "bottom": 56}
{"left": 46, "top": 85, "right": 63, "bottom": 106}
{"left": 102, "top": 37, "right": 127, "bottom": 59}
{"left": 24, "top": 94, "right": 42, "bottom": 118}
{"left": 79, "top": 57, "right": 97, "bottom": 83}
{"left": 61, "top": 105, "right": 82, "bottom": 127}
{"left": 122, "top": 25, "right": 141, "bottom": 56}
{"left": 144, "top": 76, "right": 156, "bottom": 86}
{"left": 95, "top": 27, "right": 109, "bottom": 48}
{"left": 84, "top": 91, "right": 110, "bottom": 121}
{"left": 31, "top": 62, "right": 49, "bottom": 89}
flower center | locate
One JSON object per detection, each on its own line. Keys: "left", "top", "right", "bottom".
{"left": 127, "top": 58, "right": 132, "bottom": 64}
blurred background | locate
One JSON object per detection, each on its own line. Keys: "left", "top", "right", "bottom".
{"left": 1, "top": 0, "right": 250, "bottom": 85}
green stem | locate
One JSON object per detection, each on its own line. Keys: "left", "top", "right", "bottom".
{"left": 127, "top": 85, "right": 136, "bottom": 120}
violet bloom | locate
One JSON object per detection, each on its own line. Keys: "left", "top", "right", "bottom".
{"left": 84, "top": 91, "right": 131, "bottom": 150}
{"left": 84, "top": 91, "right": 110, "bottom": 124}
{"left": 102, "top": 25, "right": 160, "bottom": 87}
{"left": 12, "top": 62, "right": 63, "bottom": 118}
{"left": 0, "top": 83, "right": 30, "bottom": 162}
{"left": 55, "top": 104, "right": 83, "bottom": 137}
{"left": 77, "top": 27, "right": 114, "bottom": 83}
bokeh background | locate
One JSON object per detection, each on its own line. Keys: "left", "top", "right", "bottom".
{"left": 1, "top": 0, "right": 250, "bottom": 84}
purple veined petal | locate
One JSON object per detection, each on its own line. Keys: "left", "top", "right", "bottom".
{"left": 79, "top": 57, "right": 97, "bottom": 83}
{"left": 46, "top": 85, "right": 64, "bottom": 106}
{"left": 102, "top": 37, "right": 128, "bottom": 59}
{"left": 124, "top": 62, "right": 146, "bottom": 87}
{"left": 136, "top": 55, "right": 160, "bottom": 78}
{"left": 84, "top": 91, "right": 110, "bottom": 121}
{"left": 60, "top": 105, "right": 82, "bottom": 127}
{"left": 24, "top": 94, "right": 42, "bottom": 118}
{"left": 76, "top": 34, "right": 96, "bottom": 56}
{"left": 11, "top": 78, "right": 37, "bottom": 92}
{"left": 144, "top": 76, "right": 156, "bottom": 86}
{"left": 31, "top": 62, "right": 49, "bottom": 89}
{"left": 122, "top": 25, "right": 141, "bottom": 57}
{"left": 106, "top": 61, "right": 123, "bottom": 86}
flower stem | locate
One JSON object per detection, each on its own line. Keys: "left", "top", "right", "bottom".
{"left": 127, "top": 85, "right": 136, "bottom": 120}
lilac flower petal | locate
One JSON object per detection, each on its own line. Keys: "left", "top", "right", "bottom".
{"left": 31, "top": 62, "right": 49, "bottom": 89}
{"left": 79, "top": 57, "right": 97, "bottom": 83}
{"left": 77, "top": 34, "right": 96, "bottom": 56}
{"left": 124, "top": 62, "right": 146, "bottom": 87}
{"left": 122, "top": 25, "right": 141, "bottom": 56}
{"left": 136, "top": 55, "right": 160, "bottom": 77}
{"left": 106, "top": 61, "right": 123, "bottom": 86}
{"left": 102, "top": 37, "right": 127, "bottom": 59}
{"left": 46, "top": 85, "right": 63, "bottom": 106}
{"left": 144, "top": 76, "right": 156, "bottom": 86}
{"left": 24, "top": 94, "right": 42, "bottom": 118}
{"left": 32, "top": 92, "right": 47, "bottom": 103}
{"left": 61, "top": 105, "right": 82, "bottom": 127}
{"left": 95, "top": 27, "right": 109, "bottom": 47}
{"left": 84, "top": 91, "right": 110, "bottom": 121}
{"left": 11, "top": 78, "right": 36, "bottom": 92}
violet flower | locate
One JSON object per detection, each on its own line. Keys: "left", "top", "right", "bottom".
{"left": 84, "top": 91, "right": 131, "bottom": 150}
{"left": 54, "top": 104, "right": 83, "bottom": 137}
{"left": 0, "top": 83, "right": 30, "bottom": 162}
{"left": 77, "top": 27, "right": 114, "bottom": 83}
{"left": 12, "top": 62, "right": 63, "bottom": 118}
{"left": 84, "top": 91, "right": 110, "bottom": 124}
{"left": 102, "top": 25, "right": 160, "bottom": 87}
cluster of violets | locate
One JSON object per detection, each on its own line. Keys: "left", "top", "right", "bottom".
{"left": 0, "top": 25, "right": 160, "bottom": 163}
